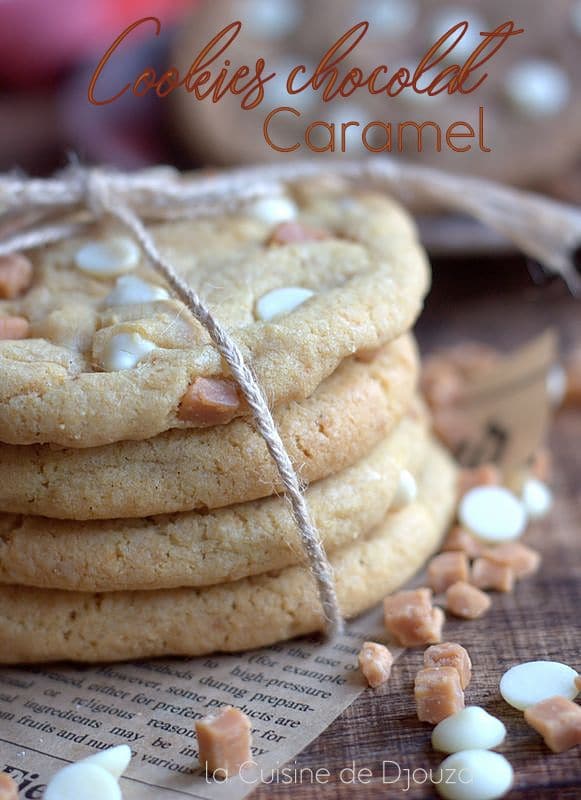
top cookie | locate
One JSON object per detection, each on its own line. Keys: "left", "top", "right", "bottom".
{"left": 0, "top": 180, "right": 429, "bottom": 447}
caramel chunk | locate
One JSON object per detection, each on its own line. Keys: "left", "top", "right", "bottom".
{"left": 358, "top": 641, "right": 394, "bottom": 688}
{"left": 428, "top": 552, "right": 470, "bottom": 594}
{"left": 446, "top": 581, "right": 491, "bottom": 619}
{"left": 565, "top": 349, "right": 581, "bottom": 406}
{"left": 178, "top": 377, "right": 240, "bottom": 425}
{"left": 575, "top": 675, "right": 581, "bottom": 692}
{"left": 531, "top": 448, "right": 552, "bottom": 482}
{"left": 424, "top": 642, "right": 472, "bottom": 690}
{"left": 0, "top": 253, "right": 33, "bottom": 299}
{"left": 0, "top": 315, "right": 29, "bottom": 340}
{"left": 441, "top": 525, "right": 483, "bottom": 559}
{"left": 0, "top": 774, "right": 18, "bottom": 800}
{"left": 269, "top": 221, "right": 330, "bottom": 245}
{"left": 471, "top": 558, "right": 514, "bottom": 593}
{"left": 524, "top": 696, "right": 581, "bottom": 753}
{"left": 458, "top": 463, "right": 501, "bottom": 498}
{"left": 481, "top": 542, "right": 541, "bottom": 579}
{"left": 415, "top": 666, "right": 465, "bottom": 724}
{"left": 383, "top": 588, "right": 444, "bottom": 647}
{"left": 195, "top": 706, "right": 252, "bottom": 777}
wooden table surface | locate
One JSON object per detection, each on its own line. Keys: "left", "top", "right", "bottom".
{"left": 255, "top": 255, "right": 581, "bottom": 799}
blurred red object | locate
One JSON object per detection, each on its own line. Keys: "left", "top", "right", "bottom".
{"left": 0, "top": 0, "right": 194, "bottom": 85}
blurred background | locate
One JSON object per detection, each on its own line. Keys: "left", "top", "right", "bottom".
{"left": 0, "top": 0, "right": 578, "bottom": 347}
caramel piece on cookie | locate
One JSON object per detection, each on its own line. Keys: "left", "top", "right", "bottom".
{"left": 471, "top": 558, "right": 515, "bottom": 593}
{"left": 0, "top": 774, "right": 18, "bottom": 800}
{"left": 481, "top": 542, "right": 541, "bottom": 579}
{"left": 524, "top": 696, "right": 581, "bottom": 753}
{"left": 196, "top": 706, "right": 252, "bottom": 777}
{"left": 384, "top": 588, "right": 444, "bottom": 647}
{"left": 415, "top": 667, "right": 465, "bottom": 724}
{"left": 458, "top": 463, "right": 501, "bottom": 498}
{"left": 441, "top": 526, "right": 483, "bottom": 559}
{"left": 424, "top": 643, "right": 472, "bottom": 690}
{"left": 575, "top": 675, "right": 581, "bottom": 692}
{"left": 0, "top": 316, "right": 29, "bottom": 340}
{"left": 269, "top": 221, "right": 330, "bottom": 245}
{"left": 358, "top": 641, "right": 394, "bottom": 688}
{"left": 178, "top": 377, "right": 240, "bottom": 425}
{"left": 531, "top": 448, "right": 552, "bottom": 482}
{"left": 0, "top": 253, "right": 33, "bottom": 299}
{"left": 446, "top": 581, "right": 491, "bottom": 619}
{"left": 428, "top": 552, "right": 470, "bottom": 594}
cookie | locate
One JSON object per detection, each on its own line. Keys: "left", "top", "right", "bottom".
{"left": 0, "top": 414, "right": 428, "bottom": 592}
{"left": 0, "top": 335, "right": 419, "bottom": 519}
{"left": 0, "top": 184, "right": 429, "bottom": 447}
{"left": 0, "top": 439, "right": 456, "bottom": 663}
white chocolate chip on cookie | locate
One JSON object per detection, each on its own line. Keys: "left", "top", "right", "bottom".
{"left": 459, "top": 486, "right": 526, "bottom": 543}
{"left": 45, "top": 762, "right": 122, "bottom": 800}
{"left": 102, "top": 331, "right": 156, "bottom": 371}
{"left": 521, "top": 478, "right": 553, "bottom": 520}
{"left": 391, "top": 468, "right": 418, "bottom": 510}
{"left": 256, "top": 286, "right": 315, "bottom": 321}
{"left": 249, "top": 195, "right": 298, "bottom": 224}
{"left": 504, "top": 59, "right": 571, "bottom": 117}
{"left": 75, "top": 236, "right": 140, "bottom": 278}
{"left": 104, "top": 275, "right": 169, "bottom": 306}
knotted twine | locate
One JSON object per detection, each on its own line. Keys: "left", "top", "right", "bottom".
{"left": 0, "top": 158, "right": 579, "bottom": 640}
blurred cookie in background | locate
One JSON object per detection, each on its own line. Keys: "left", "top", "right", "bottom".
{"left": 171, "top": 0, "right": 581, "bottom": 189}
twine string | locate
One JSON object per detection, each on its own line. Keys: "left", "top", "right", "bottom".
{"left": 84, "top": 171, "right": 344, "bottom": 638}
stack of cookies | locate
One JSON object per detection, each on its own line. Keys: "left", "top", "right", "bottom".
{"left": 0, "top": 176, "right": 457, "bottom": 663}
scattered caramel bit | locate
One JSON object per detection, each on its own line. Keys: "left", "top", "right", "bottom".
{"left": 178, "top": 377, "right": 240, "bottom": 425}
{"left": 428, "top": 552, "right": 470, "bottom": 594}
{"left": 424, "top": 642, "right": 472, "bottom": 690}
{"left": 565, "top": 349, "right": 581, "bottom": 406}
{"left": 0, "top": 315, "right": 29, "bottom": 340}
{"left": 0, "top": 253, "right": 33, "bottom": 299}
{"left": 0, "top": 774, "right": 18, "bottom": 800}
{"left": 358, "top": 641, "right": 394, "bottom": 688}
{"left": 441, "top": 525, "right": 483, "bottom": 559}
{"left": 481, "top": 542, "right": 541, "bottom": 579}
{"left": 575, "top": 675, "right": 581, "bottom": 692}
{"left": 383, "top": 588, "right": 444, "bottom": 647}
{"left": 471, "top": 558, "right": 515, "bottom": 593}
{"left": 524, "top": 696, "right": 581, "bottom": 753}
{"left": 446, "top": 581, "right": 491, "bottom": 620}
{"left": 414, "top": 666, "right": 465, "bottom": 724}
{"left": 531, "top": 448, "right": 553, "bottom": 483}
{"left": 195, "top": 706, "right": 252, "bottom": 777}
{"left": 458, "top": 463, "right": 501, "bottom": 498}
{"left": 269, "top": 221, "right": 330, "bottom": 245}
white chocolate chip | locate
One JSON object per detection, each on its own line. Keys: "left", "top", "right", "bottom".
{"left": 430, "top": 8, "right": 487, "bottom": 60}
{"left": 249, "top": 195, "right": 298, "bottom": 224}
{"left": 75, "top": 237, "right": 140, "bottom": 278}
{"left": 45, "top": 762, "right": 122, "bottom": 800}
{"left": 458, "top": 486, "right": 527, "bottom": 543}
{"left": 434, "top": 750, "right": 513, "bottom": 800}
{"left": 256, "top": 286, "right": 315, "bottom": 321}
{"left": 82, "top": 744, "right": 131, "bottom": 780}
{"left": 392, "top": 469, "right": 418, "bottom": 510}
{"left": 359, "top": 0, "right": 419, "bottom": 37}
{"left": 239, "top": 0, "right": 301, "bottom": 39}
{"left": 504, "top": 60, "right": 571, "bottom": 117}
{"left": 432, "top": 707, "right": 507, "bottom": 754}
{"left": 521, "top": 478, "right": 553, "bottom": 521}
{"left": 104, "top": 275, "right": 169, "bottom": 306}
{"left": 102, "top": 332, "right": 156, "bottom": 371}
{"left": 500, "top": 661, "right": 579, "bottom": 711}
{"left": 546, "top": 364, "right": 567, "bottom": 407}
